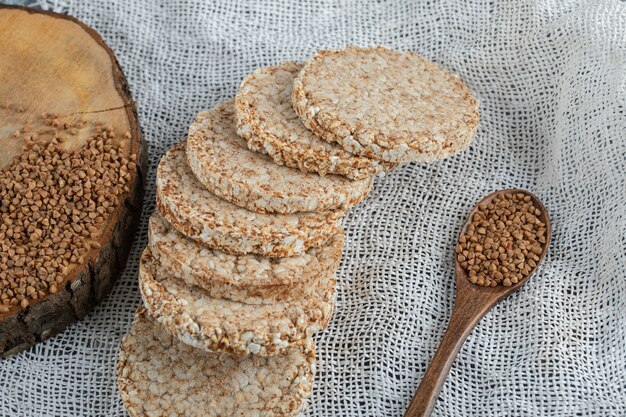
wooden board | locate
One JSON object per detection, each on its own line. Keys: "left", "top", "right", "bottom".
{"left": 0, "top": 6, "right": 147, "bottom": 357}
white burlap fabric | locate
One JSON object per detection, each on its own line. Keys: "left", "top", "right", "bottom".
{"left": 1, "top": 0, "right": 625, "bottom": 416}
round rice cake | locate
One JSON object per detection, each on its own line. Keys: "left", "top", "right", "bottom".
{"left": 187, "top": 100, "right": 373, "bottom": 214}
{"left": 156, "top": 141, "right": 343, "bottom": 257}
{"left": 117, "top": 308, "right": 315, "bottom": 417}
{"left": 236, "top": 61, "right": 395, "bottom": 180}
{"left": 149, "top": 212, "right": 343, "bottom": 305}
{"left": 139, "top": 248, "right": 336, "bottom": 356}
{"left": 292, "top": 45, "right": 480, "bottom": 163}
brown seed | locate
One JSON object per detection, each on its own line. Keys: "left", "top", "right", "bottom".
{"left": 459, "top": 192, "right": 546, "bottom": 287}
{"left": 0, "top": 131, "right": 129, "bottom": 304}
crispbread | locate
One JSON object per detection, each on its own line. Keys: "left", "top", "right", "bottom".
{"left": 187, "top": 100, "right": 373, "bottom": 213}
{"left": 117, "top": 308, "right": 315, "bottom": 417}
{"left": 139, "top": 248, "right": 336, "bottom": 356}
{"left": 148, "top": 212, "right": 344, "bottom": 304}
{"left": 293, "top": 46, "right": 480, "bottom": 163}
{"left": 156, "top": 141, "right": 343, "bottom": 257}
{"left": 236, "top": 62, "right": 395, "bottom": 180}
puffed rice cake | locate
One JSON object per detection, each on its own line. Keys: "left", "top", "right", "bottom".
{"left": 236, "top": 61, "right": 395, "bottom": 180}
{"left": 292, "top": 45, "right": 480, "bottom": 163}
{"left": 148, "top": 212, "right": 343, "bottom": 305}
{"left": 139, "top": 248, "right": 336, "bottom": 356}
{"left": 187, "top": 100, "right": 373, "bottom": 214}
{"left": 156, "top": 142, "right": 343, "bottom": 257}
{"left": 117, "top": 308, "right": 315, "bottom": 417}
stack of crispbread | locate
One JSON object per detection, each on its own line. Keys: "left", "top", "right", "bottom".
{"left": 117, "top": 46, "right": 479, "bottom": 416}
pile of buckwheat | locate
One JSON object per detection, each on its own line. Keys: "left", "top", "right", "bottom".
{"left": 0, "top": 114, "right": 134, "bottom": 313}
{"left": 456, "top": 192, "right": 547, "bottom": 287}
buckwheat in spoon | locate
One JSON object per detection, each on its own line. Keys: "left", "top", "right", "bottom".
{"left": 404, "top": 190, "right": 551, "bottom": 417}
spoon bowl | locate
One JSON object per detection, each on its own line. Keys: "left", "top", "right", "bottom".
{"left": 454, "top": 189, "right": 551, "bottom": 302}
{"left": 404, "top": 189, "right": 551, "bottom": 417}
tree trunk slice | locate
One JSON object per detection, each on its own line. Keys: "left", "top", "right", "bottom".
{"left": 0, "top": 6, "right": 147, "bottom": 357}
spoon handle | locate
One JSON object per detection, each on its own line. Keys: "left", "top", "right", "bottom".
{"left": 404, "top": 290, "right": 494, "bottom": 417}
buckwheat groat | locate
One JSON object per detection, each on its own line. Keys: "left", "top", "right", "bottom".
{"left": 149, "top": 212, "right": 343, "bottom": 305}
{"left": 117, "top": 308, "right": 315, "bottom": 417}
{"left": 187, "top": 100, "right": 372, "bottom": 214}
{"left": 156, "top": 142, "right": 343, "bottom": 257}
{"left": 293, "top": 46, "right": 480, "bottom": 163}
{"left": 236, "top": 62, "right": 394, "bottom": 180}
{"left": 139, "top": 248, "right": 336, "bottom": 356}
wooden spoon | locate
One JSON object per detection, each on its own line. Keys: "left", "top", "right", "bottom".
{"left": 404, "top": 189, "right": 551, "bottom": 417}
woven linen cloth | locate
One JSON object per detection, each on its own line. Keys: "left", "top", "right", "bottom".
{"left": 1, "top": 0, "right": 625, "bottom": 416}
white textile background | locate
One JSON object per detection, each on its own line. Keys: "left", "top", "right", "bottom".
{"left": 1, "top": 0, "right": 625, "bottom": 416}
